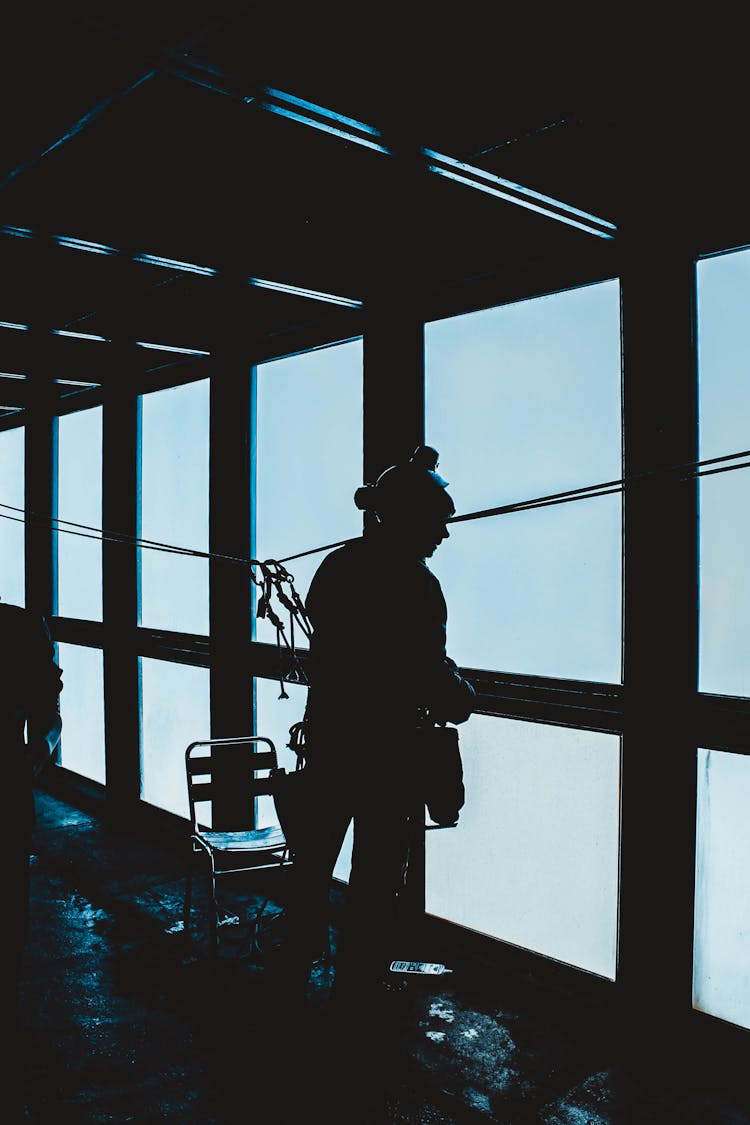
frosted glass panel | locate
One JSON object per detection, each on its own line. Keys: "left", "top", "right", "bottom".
{"left": 426, "top": 714, "right": 621, "bottom": 979}
{"left": 57, "top": 642, "right": 105, "bottom": 784}
{"left": 426, "top": 283, "right": 622, "bottom": 512}
{"left": 431, "top": 493, "right": 622, "bottom": 681}
{"left": 140, "top": 657, "right": 210, "bottom": 817}
{"left": 698, "top": 249, "right": 750, "bottom": 695}
{"left": 426, "top": 282, "right": 622, "bottom": 681}
{"left": 0, "top": 425, "right": 24, "bottom": 606}
{"left": 694, "top": 748, "right": 750, "bottom": 1029}
{"left": 255, "top": 341, "right": 363, "bottom": 644}
{"left": 57, "top": 407, "right": 102, "bottom": 620}
{"left": 699, "top": 472, "right": 750, "bottom": 696}
{"left": 140, "top": 381, "right": 209, "bottom": 634}
{"left": 254, "top": 676, "right": 353, "bottom": 882}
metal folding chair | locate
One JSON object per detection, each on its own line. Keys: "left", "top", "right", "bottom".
{"left": 183, "top": 735, "right": 293, "bottom": 953}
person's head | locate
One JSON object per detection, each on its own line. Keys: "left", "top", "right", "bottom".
{"left": 354, "top": 446, "right": 455, "bottom": 559}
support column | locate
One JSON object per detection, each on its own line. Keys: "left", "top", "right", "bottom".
{"left": 618, "top": 224, "right": 699, "bottom": 1040}
{"left": 209, "top": 281, "right": 255, "bottom": 828}
{"left": 102, "top": 371, "right": 141, "bottom": 817}
{"left": 24, "top": 379, "right": 56, "bottom": 618}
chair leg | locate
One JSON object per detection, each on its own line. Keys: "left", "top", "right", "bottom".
{"left": 208, "top": 864, "right": 219, "bottom": 954}
{"left": 183, "top": 864, "right": 193, "bottom": 934}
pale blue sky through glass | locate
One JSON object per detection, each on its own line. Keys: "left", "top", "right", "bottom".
{"left": 426, "top": 714, "right": 621, "bottom": 979}
{"left": 140, "top": 656, "right": 210, "bottom": 818}
{"left": 57, "top": 641, "right": 105, "bottom": 784}
{"left": 426, "top": 281, "right": 622, "bottom": 681}
{"left": 694, "top": 747, "right": 750, "bottom": 1029}
{"left": 698, "top": 248, "right": 750, "bottom": 696}
{"left": 0, "top": 425, "right": 24, "bottom": 606}
{"left": 57, "top": 407, "right": 102, "bottom": 620}
{"left": 140, "top": 381, "right": 210, "bottom": 634}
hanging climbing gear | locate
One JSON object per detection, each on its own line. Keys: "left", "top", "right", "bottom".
{"left": 251, "top": 558, "right": 310, "bottom": 698}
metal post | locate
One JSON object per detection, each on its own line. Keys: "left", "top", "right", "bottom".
{"left": 102, "top": 365, "right": 141, "bottom": 817}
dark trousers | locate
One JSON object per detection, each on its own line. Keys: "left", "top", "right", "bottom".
{"left": 282, "top": 758, "right": 420, "bottom": 982}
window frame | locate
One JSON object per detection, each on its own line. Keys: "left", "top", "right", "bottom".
{"left": 21, "top": 240, "right": 750, "bottom": 1049}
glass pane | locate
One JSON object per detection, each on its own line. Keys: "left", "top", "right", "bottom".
{"left": 426, "top": 281, "right": 622, "bottom": 681}
{"left": 254, "top": 676, "right": 353, "bottom": 882}
{"left": 57, "top": 642, "right": 105, "bottom": 785}
{"left": 431, "top": 494, "right": 622, "bottom": 681}
{"left": 57, "top": 407, "right": 102, "bottom": 620}
{"left": 425, "top": 714, "right": 621, "bottom": 979}
{"left": 426, "top": 283, "right": 622, "bottom": 511}
{"left": 0, "top": 425, "right": 24, "bottom": 606}
{"left": 254, "top": 340, "right": 363, "bottom": 644}
{"left": 140, "top": 656, "right": 210, "bottom": 818}
{"left": 694, "top": 747, "right": 750, "bottom": 1029}
{"left": 139, "top": 381, "right": 209, "bottom": 634}
{"left": 697, "top": 249, "right": 750, "bottom": 696}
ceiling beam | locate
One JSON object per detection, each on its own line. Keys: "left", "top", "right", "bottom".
{"left": 0, "top": 323, "right": 213, "bottom": 384}
{"left": 0, "top": 4, "right": 255, "bottom": 194}
{"left": 4, "top": 12, "right": 617, "bottom": 240}
{"left": 0, "top": 224, "right": 363, "bottom": 310}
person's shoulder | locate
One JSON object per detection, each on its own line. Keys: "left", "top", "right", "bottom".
{"left": 312, "top": 538, "right": 366, "bottom": 578}
{"left": 0, "top": 600, "right": 37, "bottom": 629}
{"left": 0, "top": 601, "right": 52, "bottom": 650}
{"left": 306, "top": 537, "right": 370, "bottom": 610}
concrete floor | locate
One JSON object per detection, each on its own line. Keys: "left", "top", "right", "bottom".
{"left": 12, "top": 789, "right": 750, "bottom": 1123}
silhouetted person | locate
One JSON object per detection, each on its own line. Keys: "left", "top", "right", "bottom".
{"left": 2, "top": 600, "right": 62, "bottom": 1025}
{"left": 276, "top": 446, "right": 475, "bottom": 999}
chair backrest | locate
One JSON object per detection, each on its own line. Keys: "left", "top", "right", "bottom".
{"left": 185, "top": 736, "right": 279, "bottom": 831}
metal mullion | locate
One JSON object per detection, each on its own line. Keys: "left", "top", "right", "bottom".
{"left": 24, "top": 373, "right": 57, "bottom": 618}
{"left": 472, "top": 696, "right": 624, "bottom": 737}
{"left": 696, "top": 694, "right": 750, "bottom": 756}
{"left": 136, "top": 625, "right": 210, "bottom": 669}
{"left": 102, "top": 361, "right": 141, "bottom": 818}
{"left": 619, "top": 237, "right": 699, "bottom": 1031}
{"left": 50, "top": 615, "right": 104, "bottom": 649}
{"left": 22, "top": 323, "right": 58, "bottom": 614}
{"left": 208, "top": 282, "right": 255, "bottom": 829}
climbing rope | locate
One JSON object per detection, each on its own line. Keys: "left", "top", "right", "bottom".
{"left": 2, "top": 442, "right": 750, "bottom": 696}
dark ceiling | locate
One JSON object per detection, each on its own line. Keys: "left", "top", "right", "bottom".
{"left": 0, "top": 4, "right": 745, "bottom": 416}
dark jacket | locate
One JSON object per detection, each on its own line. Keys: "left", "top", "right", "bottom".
{"left": 303, "top": 531, "right": 474, "bottom": 746}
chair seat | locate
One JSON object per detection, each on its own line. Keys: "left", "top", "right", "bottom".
{"left": 194, "top": 824, "right": 287, "bottom": 853}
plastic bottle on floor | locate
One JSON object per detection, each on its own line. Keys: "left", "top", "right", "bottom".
{"left": 389, "top": 960, "right": 453, "bottom": 975}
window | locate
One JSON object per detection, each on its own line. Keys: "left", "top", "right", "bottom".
{"left": 254, "top": 340, "right": 363, "bottom": 643}
{"left": 140, "top": 656, "right": 210, "bottom": 818}
{"left": 57, "top": 642, "right": 105, "bottom": 784}
{"left": 0, "top": 425, "right": 24, "bottom": 606}
{"left": 425, "top": 281, "right": 622, "bottom": 681}
{"left": 694, "top": 748, "right": 750, "bottom": 1029}
{"left": 57, "top": 407, "right": 102, "bottom": 620}
{"left": 697, "top": 247, "right": 750, "bottom": 697}
{"left": 139, "top": 381, "right": 209, "bottom": 635}
{"left": 425, "top": 714, "right": 621, "bottom": 979}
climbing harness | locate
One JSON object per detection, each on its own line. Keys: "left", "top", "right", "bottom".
{"left": 250, "top": 558, "right": 311, "bottom": 698}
